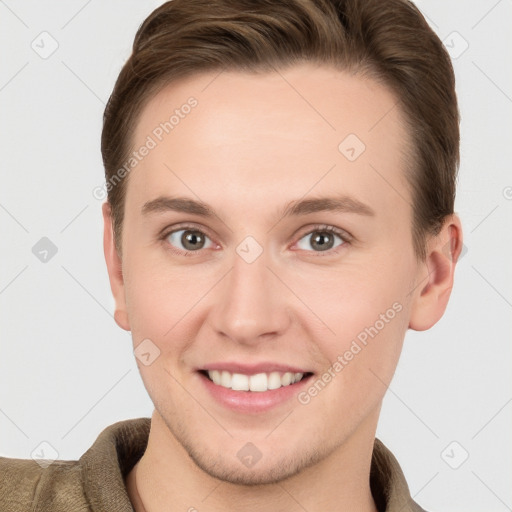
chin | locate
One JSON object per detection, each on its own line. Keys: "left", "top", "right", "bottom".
{"left": 185, "top": 447, "right": 319, "bottom": 486}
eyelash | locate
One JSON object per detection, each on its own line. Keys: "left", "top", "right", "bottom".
{"left": 159, "top": 223, "right": 351, "bottom": 257}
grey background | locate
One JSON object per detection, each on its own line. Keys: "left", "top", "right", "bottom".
{"left": 0, "top": 1, "right": 510, "bottom": 510}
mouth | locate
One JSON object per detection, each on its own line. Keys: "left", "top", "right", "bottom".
{"left": 198, "top": 369, "right": 314, "bottom": 392}
{"left": 195, "top": 362, "right": 315, "bottom": 413}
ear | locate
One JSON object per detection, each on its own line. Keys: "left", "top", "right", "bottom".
{"left": 102, "top": 202, "right": 130, "bottom": 331}
{"left": 409, "top": 214, "right": 463, "bottom": 331}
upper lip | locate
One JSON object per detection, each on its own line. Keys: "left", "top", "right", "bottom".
{"left": 198, "top": 362, "right": 313, "bottom": 375}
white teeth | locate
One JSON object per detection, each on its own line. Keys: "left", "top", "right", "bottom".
{"left": 281, "top": 372, "right": 292, "bottom": 386}
{"left": 249, "top": 373, "right": 267, "bottom": 392}
{"left": 267, "top": 371, "right": 282, "bottom": 390}
{"left": 220, "top": 370, "right": 232, "bottom": 388}
{"left": 206, "top": 370, "right": 305, "bottom": 391}
{"left": 231, "top": 373, "right": 249, "bottom": 391}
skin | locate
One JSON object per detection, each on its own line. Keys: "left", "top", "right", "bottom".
{"left": 103, "top": 62, "right": 463, "bottom": 512}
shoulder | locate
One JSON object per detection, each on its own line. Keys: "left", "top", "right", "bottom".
{"left": 0, "top": 417, "right": 151, "bottom": 511}
{"left": 372, "top": 438, "right": 429, "bottom": 512}
{"left": 0, "top": 456, "right": 45, "bottom": 509}
{"left": 0, "top": 455, "right": 86, "bottom": 510}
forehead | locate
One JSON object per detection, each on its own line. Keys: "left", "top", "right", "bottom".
{"left": 127, "top": 63, "right": 412, "bottom": 219}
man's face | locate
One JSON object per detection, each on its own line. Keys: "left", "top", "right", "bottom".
{"left": 114, "top": 63, "right": 425, "bottom": 484}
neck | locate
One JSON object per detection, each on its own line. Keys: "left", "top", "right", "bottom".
{"left": 126, "top": 409, "right": 380, "bottom": 512}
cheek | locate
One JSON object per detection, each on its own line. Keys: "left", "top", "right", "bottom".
{"left": 123, "top": 248, "right": 188, "bottom": 327}
{"left": 294, "top": 252, "right": 414, "bottom": 385}
{"left": 123, "top": 257, "right": 212, "bottom": 365}
{"left": 123, "top": 262, "right": 195, "bottom": 405}
{"left": 322, "top": 293, "right": 407, "bottom": 387}
{"left": 292, "top": 258, "right": 411, "bottom": 338}
{"left": 304, "top": 296, "right": 409, "bottom": 427}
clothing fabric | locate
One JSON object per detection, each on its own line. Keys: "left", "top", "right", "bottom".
{"left": 0, "top": 417, "right": 426, "bottom": 511}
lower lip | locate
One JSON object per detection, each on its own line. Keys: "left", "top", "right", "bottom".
{"left": 198, "top": 371, "right": 313, "bottom": 414}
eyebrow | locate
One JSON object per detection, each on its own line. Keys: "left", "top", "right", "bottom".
{"left": 141, "top": 195, "right": 375, "bottom": 219}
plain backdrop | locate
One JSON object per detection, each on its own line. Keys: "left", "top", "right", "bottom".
{"left": 0, "top": 1, "right": 511, "bottom": 511}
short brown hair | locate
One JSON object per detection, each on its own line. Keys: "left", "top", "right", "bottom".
{"left": 101, "top": 0, "right": 459, "bottom": 260}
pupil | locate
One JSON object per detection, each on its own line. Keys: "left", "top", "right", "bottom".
{"left": 183, "top": 231, "right": 203, "bottom": 250}
{"left": 313, "top": 232, "right": 333, "bottom": 251}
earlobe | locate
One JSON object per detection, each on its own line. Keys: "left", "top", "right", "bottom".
{"left": 408, "top": 214, "right": 463, "bottom": 331}
{"left": 102, "top": 202, "right": 131, "bottom": 331}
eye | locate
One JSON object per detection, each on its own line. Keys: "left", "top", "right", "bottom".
{"left": 295, "top": 225, "right": 348, "bottom": 254}
{"left": 163, "top": 226, "right": 215, "bottom": 254}
{"left": 160, "top": 223, "right": 350, "bottom": 256}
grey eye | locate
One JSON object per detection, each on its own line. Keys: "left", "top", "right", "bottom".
{"left": 167, "top": 229, "right": 213, "bottom": 251}
{"left": 296, "top": 230, "right": 344, "bottom": 252}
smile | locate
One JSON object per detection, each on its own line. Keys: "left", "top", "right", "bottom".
{"left": 197, "top": 363, "right": 315, "bottom": 413}
{"left": 202, "top": 370, "right": 310, "bottom": 392}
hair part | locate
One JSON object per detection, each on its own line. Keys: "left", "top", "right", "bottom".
{"left": 101, "top": 0, "right": 459, "bottom": 260}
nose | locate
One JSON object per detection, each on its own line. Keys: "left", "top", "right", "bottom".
{"left": 208, "top": 244, "right": 291, "bottom": 346}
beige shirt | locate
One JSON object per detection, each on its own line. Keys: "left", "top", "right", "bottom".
{"left": 0, "top": 417, "right": 426, "bottom": 511}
